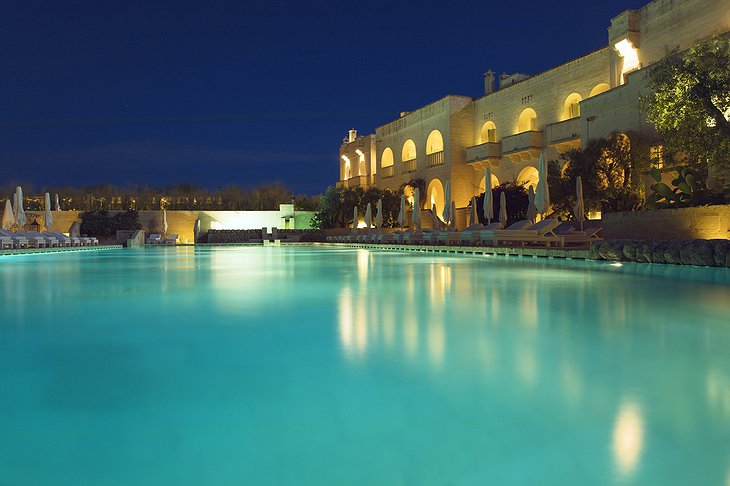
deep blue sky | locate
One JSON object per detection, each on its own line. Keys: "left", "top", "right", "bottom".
{"left": 0, "top": 0, "right": 639, "bottom": 195}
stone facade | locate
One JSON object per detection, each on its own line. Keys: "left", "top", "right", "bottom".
{"left": 337, "top": 0, "right": 730, "bottom": 218}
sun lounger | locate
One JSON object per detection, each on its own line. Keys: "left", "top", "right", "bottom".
{"left": 0, "top": 230, "right": 29, "bottom": 249}
{"left": 402, "top": 229, "right": 425, "bottom": 244}
{"left": 489, "top": 219, "right": 564, "bottom": 247}
{"left": 0, "top": 236, "right": 14, "bottom": 249}
{"left": 146, "top": 233, "right": 163, "bottom": 244}
{"left": 164, "top": 234, "right": 179, "bottom": 244}
{"left": 14, "top": 231, "right": 48, "bottom": 248}
{"left": 557, "top": 226, "right": 602, "bottom": 245}
{"left": 476, "top": 220, "right": 532, "bottom": 245}
{"left": 26, "top": 230, "right": 61, "bottom": 247}
{"left": 45, "top": 231, "right": 81, "bottom": 247}
{"left": 458, "top": 222, "right": 503, "bottom": 245}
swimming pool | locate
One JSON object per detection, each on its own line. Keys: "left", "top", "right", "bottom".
{"left": 1, "top": 246, "right": 729, "bottom": 485}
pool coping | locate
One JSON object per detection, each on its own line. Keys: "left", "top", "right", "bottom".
{"left": 0, "top": 245, "right": 123, "bottom": 256}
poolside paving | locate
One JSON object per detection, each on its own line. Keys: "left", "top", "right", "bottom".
{"left": 0, "top": 245, "right": 123, "bottom": 256}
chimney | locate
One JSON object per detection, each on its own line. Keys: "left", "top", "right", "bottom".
{"left": 484, "top": 70, "right": 496, "bottom": 95}
{"left": 348, "top": 129, "right": 358, "bottom": 143}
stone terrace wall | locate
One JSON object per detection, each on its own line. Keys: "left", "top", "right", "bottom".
{"left": 603, "top": 206, "right": 730, "bottom": 240}
{"left": 590, "top": 239, "right": 730, "bottom": 267}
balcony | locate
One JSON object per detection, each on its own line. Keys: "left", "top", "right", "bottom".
{"left": 545, "top": 118, "right": 582, "bottom": 153}
{"left": 402, "top": 159, "right": 417, "bottom": 174}
{"left": 380, "top": 165, "right": 394, "bottom": 179}
{"left": 502, "top": 131, "right": 543, "bottom": 162}
{"left": 426, "top": 151, "right": 445, "bottom": 168}
{"left": 338, "top": 175, "right": 368, "bottom": 188}
{"left": 465, "top": 142, "right": 502, "bottom": 170}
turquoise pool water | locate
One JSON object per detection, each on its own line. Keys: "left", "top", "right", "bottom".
{"left": 1, "top": 246, "right": 729, "bottom": 485}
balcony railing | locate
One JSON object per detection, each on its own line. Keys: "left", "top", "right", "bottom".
{"left": 380, "top": 166, "right": 394, "bottom": 178}
{"left": 465, "top": 142, "right": 502, "bottom": 169}
{"left": 502, "top": 131, "right": 543, "bottom": 162}
{"left": 402, "top": 159, "right": 417, "bottom": 174}
{"left": 545, "top": 118, "right": 581, "bottom": 153}
{"left": 426, "top": 151, "right": 445, "bottom": 168}
{"left": 344, "top": 175, "right": 368, "bottom": 188}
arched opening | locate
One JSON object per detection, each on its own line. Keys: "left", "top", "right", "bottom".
{"left": 589, "top": 83, "right": 610, "bottom": 98}
{"left": 426, "top": 178, "right": 445, "bottom": 217}
{"left": 341, "top": 155, "right": 351, "bottom": 181}
{"left": 480, "top": 121, "right": 497, "bottom": 143}
{"left": 518, "top": 108, "right": 538, "bottom": 133}
{"left": 479, "top": 173, "right": 500, "bottom": 192}
{"left": 402, "top": 139, "right": 417, "bottom": 161}
{"left": 381, "top": 147, "right": 394, "bottom": 177}
{"left": 425, "top": 130, "right": 444, "bottom": 154}
{"left": 563, "top": 93, "right": 582, "bottom": 120}
{"left": 517, "top": 166, "right": 539, "bottom": 190}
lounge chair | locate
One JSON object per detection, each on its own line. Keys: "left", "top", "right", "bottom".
{"left": 458, "top": 222, "right": 502, "bottom": 245}
{"left": 0, "top": 230, "right": 29, "bottom": 249}
{"left": 26, "top": 230, "right": 61, "bottom": 247}
{"left": 146, "top": 233, "right": 163, "bottom": 244}
{"left": 490, "top": 219, "right": 564, "bottom": 247}
{"left": 402, "top": 229, "right": 425, "bottom": 244}
{"left": 164, "top": 234, "right": 179, "bottom": 245}
{"left": 557, "top": 225, "right": 603, "bottom": 246}
{"left": 0, "top": 235, "right": 14, "bottom": 249}
{"left": 13, "top": 231, "right": 48, "bottom": 248}
{"left": 45, "top": 231, "right": 81, "bottom": 247}
{"left": 476, "top": 220, "right": 532, "bottom": 245}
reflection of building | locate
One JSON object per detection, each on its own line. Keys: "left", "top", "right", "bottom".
{"left": 337, "top": 0, "right": 730, "bottom": 209}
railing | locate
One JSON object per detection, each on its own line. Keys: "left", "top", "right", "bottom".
{"left": 465, "top": 142, "right": 501, "bottom": 163}
{"left": 426, "top": 151, "right": 445, "bottom": 167}
{"left": 346, "top": 175, "right": 368, "bottom": 188}
{"left": 380, "top": 166, "right": 394, "bottom": 178}
{"left": 545, "top": 118, "right": 581, "bottom": 145}
{"left": 402, "top": 159, "right": 417, "bottom": 174}
{"left": 502, "top": 131, "right": 543, "bottom": 155}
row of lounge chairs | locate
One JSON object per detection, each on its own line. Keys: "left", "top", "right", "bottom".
{"left": 328, "top": 219, "right": 601, "bottom": 248}
{"left": 0, "top": 230, "right": 99, "bottom": 250}
{"left": 145, "top": 233, "right": 179, "bottom": 245}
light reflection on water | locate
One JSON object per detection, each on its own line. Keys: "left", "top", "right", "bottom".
{"left": 0, "top": 246, "right": 729, "bottom": 485}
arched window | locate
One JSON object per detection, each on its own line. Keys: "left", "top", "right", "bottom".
{"left": 480, "top": 121, "right": 497, "bottom": 143}
{"left": 425, "top": 130, "right": 444, "bottom": 167}
{"left": 402, "top": 139, "right": 417, "bottom": 173}
{"left": 381, "top": 147, "right": 394, "bottom": 167}
{"left": 564, "top": 93, "right": 582, "bottom": 120}
{"left": 589, "top": 83, "right": 610, "bottom": 98}
{"left": 517, "top": 166, "right": 539, "bottom": 190}
{"left": 518, "top": 108, "right": 537, "bottom": 133}
{"left": 426, "top": 178, "right": 445, "bottom": 217}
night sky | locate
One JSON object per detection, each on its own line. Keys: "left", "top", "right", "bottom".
{"left": 1, "top": 0, "right": 639, "bottom": 195}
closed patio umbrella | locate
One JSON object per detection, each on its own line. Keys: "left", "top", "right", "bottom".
{"left": 535, "top": 152, "right": 550, "bottom": 218}
{"left": 431, "top": 202, "right": 439, "bottom": 230}
{"left": 55, "top": 194, "right": 60, "bottom": 211}
{"left": 13, "top": 192, "right": 18, "bottom": 221}
{"left": 15, "top": 187, "right": 26, "bottom": 229}
{"left": 397, "top": 195, "right": 406, "bottom": 228}
{"left": 162, "top": 208, "right": 168, "bottom": 236}
{"left": 498, "top": 191, "right": 507, "bottom": 227}
{"left": 2, "top": 200, "right": 13, "bottom": 230}
{"left": 483, "top": 167, "right": 494, "bottom": 224}
{"left": 450, "top": 200, "right": 456, "bottom": 230}
{"left": 364, "top": 203, "right": 372, "bottom": 229}
{"left": 526, "top": 186, "right": 538, "bottom": 224}
{"left": 443, "top": 180, "right": 451, "bottom": 225}
{"left": 412, "top": 188, "right": 421, "bottom": 229}
{"left": 574, "top": 176, "right": 585, "bottom": 231}
{"left": 44, "top": 193, "right": 53, "bottom": 230}
{"left": 353, "top": 205, "right": 358, "bottom": 229}
{"left": 470, "top": 196, "right": 478, "bottom": 226}
{"left": 375, "top": 199, "right": 383, "bottom": 229}
{"left": 194, "top": 219, "right": 201, "bottom": 243}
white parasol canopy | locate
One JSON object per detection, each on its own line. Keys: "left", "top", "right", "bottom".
{"left": 483, "top": 167, "right": 494, "bottom": 224}
{"left": 55, "top": 194, "right": 60, "bottom": 211}
{"left": 470, "top": 196, "right": 478, "bottom": 226}
{"left": 364, "top": 203, "right": 372, "bottom": 229}
{"left": 375, "top": 199, "right": 383, "bottom": 229}
{"left": 574, "top": 176, "right": 585, "bottom": 231}
{"left": 443, "top": 180, "right": 451, "bottom": 225}
{"left": 353, "top": 205, "right": 358, "bottom": 229}
{"left": 397, "top": 195, "right": 406, "bottom": 228}
{"left": 535, "top": 152, "right": 550, "bottom": 218}
{"left": 15, "top": 187, "right": 26, "bottom": 228}
{"left": 412, "top": 188, "right": 421, "bottom": 229}
{"left": 526, "top": 186, "right": 538, "bottom": 223}
{"left": 2, "top": 200, "right": 13, "bottom": 230}
{"left": 162, "top": 208, "right": 168, "bottom": 235}
{"left": 44, "top": 193, "right": 53, "bottom": 229}
{"left": 498, "top": 191, "right": 507, "bottom": 226}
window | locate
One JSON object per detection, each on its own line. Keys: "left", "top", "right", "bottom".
{"left": 650, "top": 145, "right": 664, "bottom": 169}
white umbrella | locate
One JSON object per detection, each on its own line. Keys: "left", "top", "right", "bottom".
{"left": 2, "top": 200, "right": 13, "bottom": 230}
{"left": 483, "top": 167, "right": 494, "bottom": 224}
{"left": 55, "top": 194, "right": 60, "bottom": 211}
{"left": 498, "top": 191, "right": 507, "bottom": 227}
{"left": 526, "top": 186, "right": 538, "bottom": 223}
{"left": 443, "top": 180, "right": 451, "bottom": 225}
{"left": 162, "top": 208, "right": 168, "bottom": 235}
{"left": 15, "top": 187, "right": 26, "bottom": 228}
{"left": 412, "top": 188, "right": 421, "bottom": 229}
{"left": 470, "top": 196, "right": 478, "bottom": 226}
{"left": 397, "top": 195, "right": 406, "bottom": 228}
{"left": 194, "top": 219, "right": 201, "bottom": 243}
{"left": 364, "top": 203, "right": 372, "bottom": 229}
{"left": 431, "top": 203, "right": 439, "bottom": 230}
{"left": 353, "top": 205, "right": 358, "bottom": 229}
{"left": 13, "top": 192, "right": 18, "bottom": 221}
{"left": 535, "top": 152, "right": 550, "bottom": 218}
{"left": 450, "top": 200, "right": 456, "bottom": 230}
{"left": 375, "top": 199, "right": 383, "bottom": 229}
{"left": 574, "top": 176, "right": 585, "bottom": 231}
{"left": 44, "top": 193, "right": 53, "bottom": 230}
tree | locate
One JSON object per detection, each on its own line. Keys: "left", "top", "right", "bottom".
{"left": 475, "top": 183, "right": 528, "bottom": 226}
{"left": 642, "top": 36, "right": 730, "bottom": 177}
{"left": 549, "top": 134, "right": 649, "bottom": 217}
{"left": 312, "top": 185, "right": 403, "bottom": 229}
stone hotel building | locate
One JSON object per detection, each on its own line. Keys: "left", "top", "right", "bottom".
{"left": 337, "top": 0, "right": 730, "bottom": 217}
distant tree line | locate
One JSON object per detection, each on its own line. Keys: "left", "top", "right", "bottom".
{"left": 0, "top": 182, "right": 320, "bottom": 212}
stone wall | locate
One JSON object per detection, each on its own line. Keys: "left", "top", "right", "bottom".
{"left": 589, "top": 239, "right": 730, "bottom": 267}
{"left": 602, "top": 205, "right": 730, "bottom": 240}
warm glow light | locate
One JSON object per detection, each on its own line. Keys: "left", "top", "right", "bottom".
{"left": 341, "top": 155, "right": 350, "bottom": 164}
{"left": 615, "top": 39, "right": 640, "bottom": 83}
{"left": 612, "top": 400, "right": 645, "bottom": 478}
{"left": 356, "top": 220, "right": 367, "bottom": 228}
{"left": 355, "top": 148, "right": 365, "bottom": 163}
{"left": 587, "top": 210, "right": 602, "bottom": 220}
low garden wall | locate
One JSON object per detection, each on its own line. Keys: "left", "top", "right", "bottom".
{"left": 603, "top": 205, "right": 730, "bottom": 240}
{"left": 589, "top": 239, "right": 730, "bottom": 267}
